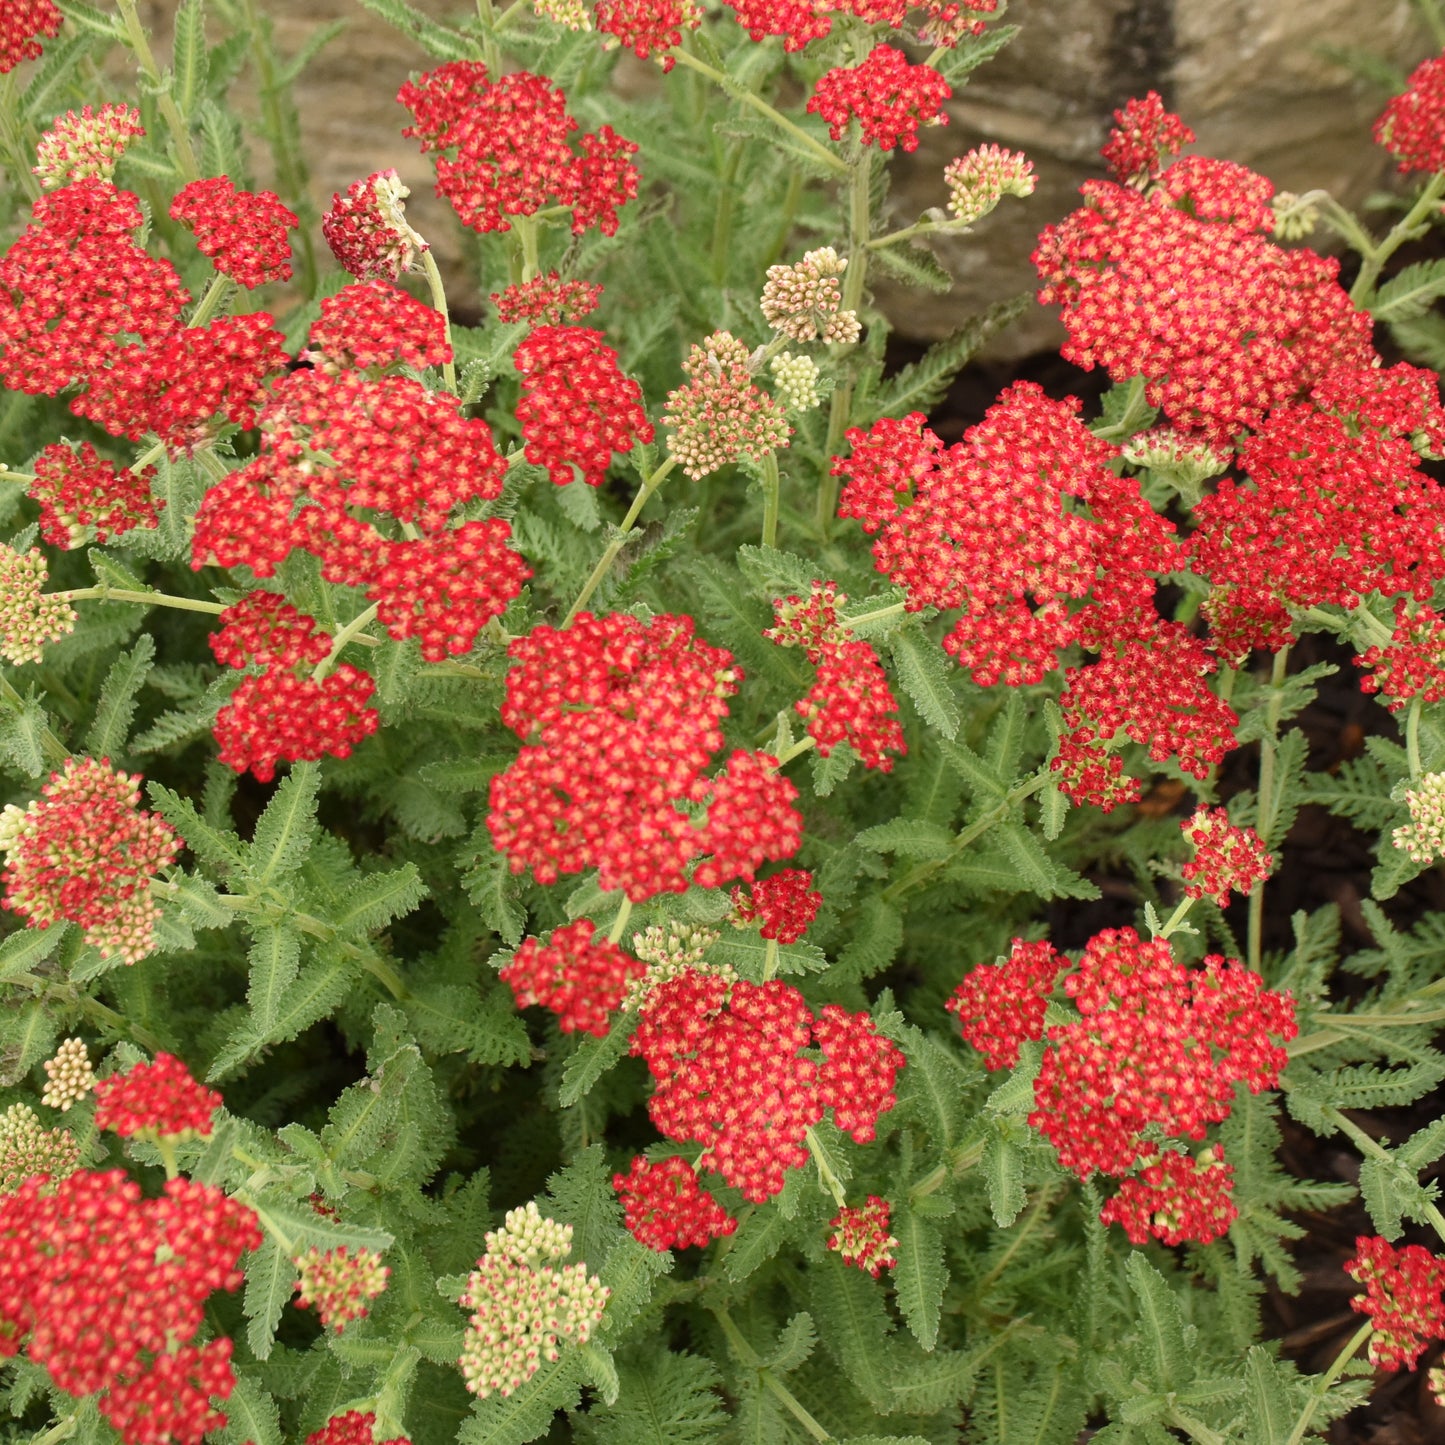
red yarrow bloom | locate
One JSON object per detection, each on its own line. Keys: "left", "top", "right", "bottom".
{"left": 828, "top": 1196, "right": 898, "bottom": 1278}
{"left": 1346, "top": 1236, "right": 1445, "bottom": 1371}
{"left": 169, "top": 176, "right": 297, "bottom": 289}
{"left": 1358, "top": 600, "right": 1445, "bottom": 711}
{"left": 94, "top": 1053, "right": 221, "bottom": 1142}
{"left": 293, "top": 1247, "right": 389, "bottom": 1333}
{"left": 513, "top": 324, "right": 653, "bottom": 487}
{"left": 304, "top": 281, "right": 451, "bottom": 373}
{"left": 725, "top": 0, "right": 829, "bottom": 50}
{"left": 815, "top": 1005, "right": 905, "bottom": 1144}
{"left": 322, "top": 170, "right": 425, "bottom": 283}
{"left": 948, "top": 937, "right": 1067, "bottom": 1071}
{"left": 732, "top": 868, "right": 821, "bottom": 944}
{"left": 1099, "top": 91, "right": 1195, "bottom": 185}
{"left": 807, "top": 46, "right": 951, "bottom": 153}
{"left": 0, "top": 756, "right": 179, "bottom": 964}
{"left": 492, "top": 271, "right": 601, "bottom": 325}
{"left": 1375, "top": 54, "right": 1445, "bottom": 175}
{"left": 209, "top": 591, "right": 332, "bottom": 671}
{"left": 501, "top": 918, "right": 645, "bottom": 1037}
{"left": 1099, "top": 1147, "right": 1237, "bottom": 1246}
{"left": 1179, "top": 806, "right": 1272, "bottom": 906}
{"left": 1, "top": 0, "right": 61, "bottom": 72}
{"left": 399, "top": 62, "right": 638, "bottom": 236}
{"left": 613, "top": 1155, "right": 737, "bottom": 1251}
{"left": 307, "top": 1412, "right": 411, "bottom": 1445}
{"left": 594, "top": 0, "right": 700, "bottom": 69}
{"left": 0, "top": 1168, "right": 260, "bottom": 1445}
{"left": 29, "top": 441, "right": 161, "bottom": 548}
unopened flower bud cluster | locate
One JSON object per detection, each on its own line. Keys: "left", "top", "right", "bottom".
{"left": 0, "top": 545, "right": 76, "bottom": 664}
{"left": 32, "top": 103, "right": 144, "bottom": 188}
{"left": 622, "top": 924, "right": 729, "bottom": 1010}
{"left": 943, "top": 144, "right": 1035, "bottom": 225}
{"left": 770, "top": 352, "right": 821, "bottom": 411}
{"left": 42, "top": 1038, "right": 94, "bottom": 1111}
{"left": 1394, "top": 772, "right": 1445, "bottom": 863}
{"left": 0, "top": 1102, "right": 79, "bottom": 1192}
{"left": 759, "top": 247, "right": 860, "bottom": 345}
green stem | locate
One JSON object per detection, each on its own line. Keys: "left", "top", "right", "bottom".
{"left": 1350, "top": 170, "right": 1445, "bottom": 305}
{"left": 1248, "top": 646, "right": 1290, "bottom": 972}
{"left": 972, "top": 1187, "right": 1057, "bottom": 1297}
{"left": 760, "top": 451, "right": 781, "bottom": 549}
{"left": 1167, "top": 1410, "right": 1228, "bottom": 1445}
{"left": 60, "top": 586, "right": 224, "bottom": 615}
{"left": 910, "top": 1135, "right": 987, "bottom": 1202}
{"left": 155, "top": 1137, "right": 180, "bottom": 1180}
{"left": 712, "top": 1308, "right": 833, "bottom": 1442}
{"left": 763, "top": 171, "right": 803, "bottom": 267}
{"left": 115, "top": 0, "right": 202, "bottom": 181}
{"left": 491, "top": 0, "right": 532, "bottom": 33}
{"left": 1154, "top": 895, "right": 1196, "bottom": 940}
{"left": 711, "top": 143, "right": 744, "bottom": 287}
{"left": 1280, "top": 1320, "right": 1373, "bottom": 1445}
{"left": 1091, "top": 373, "right": 1151, "bottom": 441}
{"left": 28, "top": 1412, "right": 79, "bottom": 1445}
{"left": 563, "top": 457, "right": 678, "bottom": 625}
{"left": 313, "top": 603, "right": 380, "bottom": 681}
{"left": 1288, "top": 1005, "right": 1445, "bottom": 1057}
{"left": 1316, "top": 1103, "right": 1445, "bottom": 1246}
{"left": 1406, "top": 694, "right": 1423, "bottom": 780}
{"left": 606, "top": 896, "right": 633, "bottom": 946}
{"left": 515, "top": 215, "right": 541, "bottom": 284}
{"left": 0, "top": 675, "right": 67, "bottom": 766}
{"left": 670, "top": 46, "right": 846, "bottom": 178}
{"left": 773, "top": 733, "right": 817, "bottom": 767}
{"left": 762, "top": 937, "right": 779, "bottom": 982}
{"left": 1298, "top": 602, "right": 1393, "bottom": 650}
{"left": 419, "top": 247, "right": 458, "bottom": 395}
{"left": 72, "top": 991, "right": 164, "bottom": 1053}
{"left": 474, "top": 0, "right": 503, "bottom": 70}
{"left": 187, "top": 272, "right": 233, "bottom": 330}
{"left": 884, "top": 770, "right": 1050, "bottom": 904}
{"left": 0, "top": 468, "right": 34, "bottom": 485}
{"left": 132, "top": 439, "right": 167, "bottom": 476}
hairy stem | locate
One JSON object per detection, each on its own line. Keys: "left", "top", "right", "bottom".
{"left": 1406, "top": 694, "right": 1423, "bottom": 779}
{"left": 1248, "top": 646, "right": 1290, "bottom": 972}
{"left": 60, "top": 586, "right": 224, "bottom": 615}
{"left": 1350, "top": 170, "right": 1445, "bottom": 305}
{"left": 760, "top": 451, "right": 781, "bottom": 549}
{"left": 712, "top": 1308, "right": 834, "bottom": 1442}
{"left": 116, "top": 0, "right": 202, "bottom": 181}
{"left": 1281, "top": 1320, "right": 1373, "bottom": 1445}
{"left": 419, "top": 247, "right": 459, "bottom": 395}
{"left": 313, "top": 603, "right": 381, "bottom": 681}
{"left": 606, "top": 896, "right": 633, "bottom": 946}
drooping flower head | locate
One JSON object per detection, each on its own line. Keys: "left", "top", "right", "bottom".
{"left": 1099, "top": 91, "right": 1195, "bottom": 185}
{"left": 760, "top": 247, "right": 860, "bottom": 345}
{"left": 93, "top": 1053, "right": 222, "bottom": 1142}
{"left": 169, "top": 176, "right": 298, "bottom": 288}
{"left": 32, "top": 104, "right": 144, "bottom": 188}
{"left": 0, "top": 756, "right": 179, "bottom": 963}
{"left": 491, "top": 271, "right": 601, "bottom": 325}
{"left": 322, "top": 170, "right": 426, "bottom": 282}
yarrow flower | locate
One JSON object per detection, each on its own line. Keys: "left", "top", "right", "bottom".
{"left": 663, "top": 330, "right": 791, "bottom": 479}
{"left": 1357, "top": 601, "right": 1445, "bottom": 711}
{"left": 1, "top": 0, "right": 61, "bottom": 73}
{"left": 770, "top": 352, "right": 822, "bottom": 410}
{"left": 1393, "top": 772, "right": 1445, "bottom": 865}
{"left": 458, "top": 1203, "right": 608, "bottom": 1399}
{"left": 399, "top": 61, "right": 639, "bottom": 236}
{"left": 306, "top": 1412, "right": 411, "bottom": 1445}
{"left": 0, "top": 1168, "right": 260, "bottom": 1444}
{"left": 1099, "top": 91, "right": 1195, "bottom": 185}
{"left": 946, "top": 937, "right": 1066, "bottom": 1071}
{"left": 807, "top": 46, "right": 950, "bottom": 153}
{"left": 593, "top": 0, "right": 701, "bottom": 69}
{"left": 0, "top": 756, "right": 179, "bottom": 963}
{"left": 1375, "top": 53, "right": 1445, "bottom": 175}
{"left": 622, "top": 924, "right": 728, "bottom": 1010}
{"left": 0, "top": 1103, "right": 79, "bottom": 1192}
{"left": 93, "top": 1053, "right": 222, "bottom": 1142}
{"left": 0, "top": 544, "right": 76, "bottom": 662}
{"left": 293, "top": 1247, "right": 390, "bottom": 1332}
{"left": 1099, "top": 1147, "right": 1237, "bottom": 1246}
{"left": 943, "top": 144, "right": 1036, "bottom": 225}
{"left": 304, "top": 281, "right": 451, "bottom": 373}
{"left": 29, "top": 442, "right": 161, "bottom": 548}
{"left": 731, "top": 868, "right": 821, "bottom": 944}
{"left": 322, "top": 170, "right": 426, "bottom": 282}
{"left": 491, "top": 271, "right": 601, "bottom": 325}
{"left": 32, "top": 104, "right": 144, "bottom": 188}
{"left": 169, "top": 176, "right": 298, "bottom": 288}
{"left": 759, "top": 248, "right": 861, "bottom": 345}
{"left": 1178, "top": 806, "right": 1273, "bottom": 906}
{"left": 613, "top": 1154, "right": 737, "bottom": 1250}
{"left": 41, "top": 1038, "right": 94, "bottom": 1112}
{"left": 828, "top": 1196, "right": 897, "bottom": 1277}
{"left": 1345, "top": 1236, "right": 1445, "bottom": 1371}
{"left": 513, "top": 325, "right": 653, "bottom": 486}
{"left": 500, "top": 918, "right": 645, "bottom": 1037}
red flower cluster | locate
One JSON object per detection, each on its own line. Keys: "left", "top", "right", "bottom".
{"left": 307, "top": 1412, "right": 411, "bottom": 1445}
{"left": 29, "top": 441, "right": 161, "bottom": 548}
{"left": 513, "top": 325, "right": 653, "bottom": 486}
{"left": 1346, "top": 1236, "right": 1445, "bottom": 1371}
{"left": 169, "top": 176, "right": 297, "bottom": 289}
{"left": 612, "top": 1154, "right": 737, "bottom": 1250}
{"left": 488, "top": 612, "right": 802, "bottom": 901}
{"left": 630, "top": 971, "right": 902, "bottom": 1203}
{"left": 94, "top": 1053, "right": 222, "bottom": 1142}
{"left": 0, "top": 181, "right": 187, "bottom": 397}
{"left": 0, "top": 0, "right": 61, "bottom": 73}
{"left": 304, "top": 281, "right": 451, "bottom": 373}
{"left": 807, "top": 46, "right": 951, "bottom": 153}
{"left": 946, "top": 937, "right": 1065, "bottom": 1070}
{"left": 501, "top": 918, "right": 645, "bottom": 1036}
{"left": 1357, "top": 600, "right": 1445, "bottom": 710}
{"left": 0, "top": 756, "right": 180, "bottom": 964}
{"left": 33, "top": 104, "right": 144, "bottom": 189}
{"left": 766, "top": 582, "right": 905, "bottom": 769}
{"left": 828, "top": 1196, "right": 897, "bottom": 1277}
{"left": 399, "top": 62, "right": 639, "bottom": 236}
{"left": 0, "top": 1169, "right": 260, "bottom": 1444}
{"left": 723, "top": 0, "right": 993, "bottom": 51}
{"left": 322, "top": 170, "right": 424, "bottom": 283}
{"left": 209, "top": 591, "right": 379, "bottom": 782}
{"left": 1375, "top": 53, "right": 1445, "bottom": 175}
{"left": 1023, "top": 928, "right": 1295, "bottom": 1180}
{"left": 732, "top": 868, "right": 821, "bottom": 943}
{"left": 1099, "top": 91, "right": 1195, "bottom": 185}
{"left": 594, "top": 0, "right": 700, "bottom": 68}
{"left": 491, "top": 271, "right": 601, "bottom": 325}
{"left": 1034, "top": 136, "right": 1372, "bottom": 443}
{"left": 1179, "top": 806, "right": 1273, "bottom": 906}
{"left": 1098, "top": 1147, "right": 1237, "bottom": 1246}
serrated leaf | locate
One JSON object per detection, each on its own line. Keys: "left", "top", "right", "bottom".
{"left": 558, "top": 1012, "right": 635, "bottom": 1107}
{"left": 810, "top": 1257, "right": 895, "bottom": 1411}
{"left": 463, "top": 848, "right": 526, "bottom": 945}
{"left": 1124, "top": 1253, "right": 1189, "bottom": 1394}
{"left": 594, "top": 1351, "right": 727, "bottom": 1445}
{"left": 208, "top": 954, "right": 355, "bottom": 1081}
{"left": 871, "top": 240, "right": 955, "bottom": 293}
{"left": 245, "top": 924, "right": 302, "bottom": 1036}
{"left": 556, "top": 477, "right": 602, "bottom": 531}
{"left": 246, "top": 763, "right": 320, "bottom": 887}
{"left": 217, "top": 1376, "right": 281, "bottom": 1445}
{"left": 1243, "top": 1346, "right": 1300, "bottom": 1445}
{"left": 704, "top": 931, "right": 829, "bottom": 977}
{"left": 994, "top": 823, "right": 1100, "bottom": 901}
{"left": 0, "top": 918, "right": 68, "bottom": 983}
{"left": 984, "top": 1128, "right": 1026, "bottom": 1228}
{"left": 83, "top": 633, "right": 155, "bottom": 758}
{"left": 242, "top": 1237, "right": 292, "bottom": 1361}
{"left": 0, "top": 688, "right": 52, "bottom": 777}
{"left": 330, "top": 863, "right": 427, "bottom": 936}
{"left": 724, "top": 1206, "right": 788, "bottom": 1282}
{"left": 855, "top": 818, "right": 954, "bottom": 858}
{"left": 889, "top": 625, "right": 960, "bottom": 739}
{"left": 1370, "top": 257, "right": 1445, "bottom": 322}
{"left": 457, "top": 1352, "right": 586, "bottom": 1445}
{"left": 172, "top": 0, "right": 209, "bottom": 115}
{"left": 736, "top": 542, "right": 827, "bottom": 599}
{"left": 834, "top": 896, "right": 902, "bottom": 983}
{"left": 893, "top": 1206, "right": 945, "bottom": 1350}
{"left": 354, "top": 0, "right": 476, "bottom": 58}
{"left": 248, "top": 1195, "right": 394, "bottom": 1255}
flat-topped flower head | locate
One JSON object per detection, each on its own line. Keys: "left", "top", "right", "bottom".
{"left": 613, "top": 1154, "right": 737, "bottom": 1250}
{"left": 0, "top": 1103, "right": 79, "bottom": 1192}
{"left": 323, "top": 170, "right": 426, "bottom": 282}
{"left": 948, "top": 937, "right": 1066, "bottom": 1071}
{"left": 41, "top": 1038, "right": 94, "bottom": 1112}
{"left": 1346, "top": 1236, "right": 1445, "bottom": 1371}
{"left": 1179, "top": 806, "right": 1273, "bottom": 906}
{"left": 293, "top": 1246, "right": 390, "bottom": 1332}
{"left": 0, "top": 545, "right": 76, "bottom": 663}
{"left": 1375, "top": 53, "right": 1445, "bottom": 175}
{"left": 501, "top": 919, "right": 645, "bottom": 1037}
{"left": 170, "top": 176, "right": 298, "bottom": 289}
{"left": 828, "top": 1196, "right": 897, "bottom": 1277}
{"left": 304, "top": 281, "right": 451, "bottom": 373}
{"left": 33, "top": 104, "right": 143, "bottom": 188}
{"left": 0, "top": 756, "right": 179, "bottom": 963}
{"left": 30, "top": 442, "right": 161, "bottom": 549}
{"left": 807, "top": 46, "right": 950, "bottom": 153}
{"left": 944, "top": 145, "right": 1036, "bottom": 225}
{"left": 594, "top": 0, "right": 701, "bottom": 68}
{"left": 94, "top": 1053, "right": 222, "bottom": 1143}
{"left": 1, "top": 0, "right": 61, "bottom": 72}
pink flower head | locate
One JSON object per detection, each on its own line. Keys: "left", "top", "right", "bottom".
{"left": 1346, "top": 1236, "right": 1445, "bottom": 1371}
{"left": 1100, "top": 92, "right": 1195, "bottom": 185}
{"left": 0, "top": 0, "right": 61, "bottom": 73}
{"left": 322, "top": 170, "right": 424, "bottom": 282}
{"left": 807, "top": 46, "right": 951, "bottom": 153}
{"left": 1376, "top": 53, "right": 1445, "bottom": 175}
{"left": 828, "top": 1196, "right": 897, "bottom": 1277}
{"left": 501, "top": 919, "right": 645, "bottom": 1036}
{"left": 1179, "top": 806, "right": 1272, "bottom": 906}
{"left": 169, "top": 176, "right": 298, "bottom": 288}
{"left": 29, "top": 442, "right": 161, "bottom": 548}
{"left": 293, "top": 1247, "right": 389, "bottom": 1332}
{"left": 94, "top": 1054, "right": 222, "bottom": 1142}
{"left": 613, "top": 1154, "right": 737, "bottom": 1250}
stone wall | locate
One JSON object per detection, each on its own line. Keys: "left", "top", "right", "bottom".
{"left": 132, "top": 0, "right": 1432, "bottom": 348}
